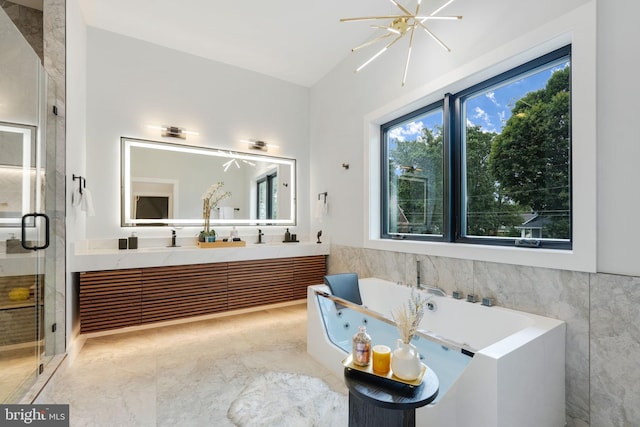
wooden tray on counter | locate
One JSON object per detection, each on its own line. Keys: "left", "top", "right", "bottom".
{"left": 197, "top": 240, "right": 246, "bottom": 248}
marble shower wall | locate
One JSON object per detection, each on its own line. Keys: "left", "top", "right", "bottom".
{"left": 43, "top": 0, "right": 65, "bottom": 356}
{"left": 329, "top": 244, "right": 640, "bottom": 426}
{"left": 0, "top": 0, "right": 43, "bottom": 62}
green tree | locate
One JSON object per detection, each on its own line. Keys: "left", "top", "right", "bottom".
{"left": 465, "top": 125, "right": 522, "bottom": 236}
{"left": 388, "top": 126, "right": 443, "bottom": 234}
{"left": 489, "top": 67, "right": 571, "bottom": 239}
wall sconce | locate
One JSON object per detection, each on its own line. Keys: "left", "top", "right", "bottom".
{"left": 240, "top": 139, "right": 280, "bottom": 151}
{"left": 147, "top": 125, "right": 199, "bottom": 140}
{"left": 244, "top": 139, "right": 268, "bottom": 151}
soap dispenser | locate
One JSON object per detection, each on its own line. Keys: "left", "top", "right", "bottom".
{"left": 230, "top": 226, "right": 239, "bottom": 241}
{"left": 128, "top": 232, "right": 138, "bottom": 249}
{"left": 284, "top": 228, "right": 291, "bottom": 242}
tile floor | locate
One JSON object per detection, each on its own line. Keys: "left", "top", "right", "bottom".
{"left": 35, "top": 304, "right": 347, "bottom": 426}
{"left": 0, "top": 346, "right": 39, "bottom": 402}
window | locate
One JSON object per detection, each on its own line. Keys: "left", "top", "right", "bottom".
{"left": 257, "top": 172, "right": 278, "bottom": 220}
{"left": 382, "top": 104, "right": 444, "bottom": 239}
{"left": 382, "top": 45, "right": 571, "bottom": 249}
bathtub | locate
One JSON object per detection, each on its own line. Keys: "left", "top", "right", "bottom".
{"left": 307, "top": 278, "right": 566, "bottom": 427}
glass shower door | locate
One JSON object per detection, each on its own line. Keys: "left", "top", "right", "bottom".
{"left": 1, "top": 3, "right": 59, "bottom": 403}
{"left": 0, "top": 120, "right": 50, "bottom": 402}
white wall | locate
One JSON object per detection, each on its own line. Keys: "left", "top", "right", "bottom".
{"left": 83, "top": 28, "right": 310, "bottom": 242}
{"left": 65, "top": 0, "right": 87, "bottom": 347}
{"left": 310, "top": 0, "right": 599, "bottom": 273}
{"left": 596, "top": 0, "right": 640, "bottom": 276}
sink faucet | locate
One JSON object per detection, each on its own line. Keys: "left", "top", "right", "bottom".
{"left": 417, "top": 260, "right": 421, "bottom": 288}
{"left": 257, "top": 229, "right": 264, "bottom": 244}
{"left": 171, "top": 229, "right": 177, "bottom": 247}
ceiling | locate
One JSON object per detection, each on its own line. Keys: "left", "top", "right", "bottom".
{"left": 77, "top": 0, "right": 431, "bottom": 87}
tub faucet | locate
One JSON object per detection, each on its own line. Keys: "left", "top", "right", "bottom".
{"left": 424, "top": 286, "right": 447, "bottom": 297}
{"left": 417, "top": 259, "right": 447, "bottom": 296}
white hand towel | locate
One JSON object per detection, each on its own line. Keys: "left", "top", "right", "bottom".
{"left": 314, "top": 199, "right": 328, "bottom": 222}
{"left": 81, "top": 188, "right": 96, "bottom": 217}
{"left": 71, "top": 187, "right": 83, "bottom": 208}
{"left": 219, "top": 206, "right": 234, "bottom": 219}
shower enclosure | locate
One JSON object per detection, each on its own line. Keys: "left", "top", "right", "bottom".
{"left": 0, "top": 7, "right": 59, "bottom": 403}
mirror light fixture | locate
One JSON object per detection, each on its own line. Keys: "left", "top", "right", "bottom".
{"left": 147, "top": 125, "right": 199, "bottom": 139}
{"left": 341, "top": 0, "right": 462, "bottom": 86}
{"left": 240, "top": 139, "right": 268, "bottom": 151}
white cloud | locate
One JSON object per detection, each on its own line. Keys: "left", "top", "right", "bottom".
{"left": 474, "top": 107, "right": 489, "bottom": 122}
{"left": 389, "top": 120, "right": 425, "bottom": 142}
{"left": 485, "top": 91, "right": 500, "bottom": 107}
{"left": 388, "top": 128, "right": 406, "bottom": 142}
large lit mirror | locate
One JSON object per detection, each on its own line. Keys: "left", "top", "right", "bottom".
{"left": 0, "top": 122, "right": 42, "bottom": 227}
{"left": 121, "top": 137, "right": 296, "bottom": 227}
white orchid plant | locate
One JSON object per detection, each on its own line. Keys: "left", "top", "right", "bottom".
{"left": 201, "top": 182, "right": 231, "bottom": 236}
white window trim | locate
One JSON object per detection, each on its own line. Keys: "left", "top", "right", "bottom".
{"left": 363, "top": 3, "right": 596, "bottom": 273}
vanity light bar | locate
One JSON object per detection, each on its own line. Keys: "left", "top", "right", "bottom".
{"left": 147, "top": 125, "right": 199, "bottom": 139}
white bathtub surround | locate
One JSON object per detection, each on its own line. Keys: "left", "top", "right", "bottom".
{"left": 329, "top": 243, "right": 590, "bottom": 425}
{"left": 308, "top": 278, "right": 566, "bottom": 427}
{"left": 227, "top": 372, "right": 347, "bottom": 426}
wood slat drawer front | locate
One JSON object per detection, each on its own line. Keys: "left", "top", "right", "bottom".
{"left": 141, "top": 295, "right": 228, "bottom": 323}
{"left": 140, "top": 263, "right": 228, "bottom": 322}
{"left": 227, "top": 258, "right": 294, "bottom": 309}
{"left": 292, "top": 255, "right": 327, "bottom": 300}
{"left": 79, "top": 269, "right": 142, "bottom": 333}
{"left": 141, "top": 263, "right": 228, "bottom": 301}
{"left": 78, "top": 255, "right": 326, "bottom": 333}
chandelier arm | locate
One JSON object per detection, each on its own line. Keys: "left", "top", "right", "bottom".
{"left": 352, "top": 32, "right": 394, "bottom": 52}
{"left": 371, "top": 25, "right": 402, "bottom": 34}
{"left": 389, "top": 0, "right": 414, "bottom": 18}
{"left": 340, "top": 15, "right": 411, "bottom": 22}
{"left": 355, "top": 33, "right": 404, "bottom": 73}
{"left": 416, "top": 20, "right": 451, "bottom": 52}
{"left": 402, "top": 27, "right": 417, "bottom": 87}
{"left": 415, "top": 15, "right": 462, "bottom": 20}
{"left": 430, "top": 0, "right": 455, "bottom": 16}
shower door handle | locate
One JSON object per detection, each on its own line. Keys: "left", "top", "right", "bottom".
{"left": 21, "top": 212, "right": 50, "bottom": 251}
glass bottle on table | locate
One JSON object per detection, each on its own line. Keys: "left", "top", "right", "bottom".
{"left": 352, "top": 326, "right": 371, "bottom": 366}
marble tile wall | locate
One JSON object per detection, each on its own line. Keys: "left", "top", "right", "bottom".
{"left": 329, "top": 244, "right": 640, "bottom": 427}
{"left": 43, "top": 0, "right": 66, "bottom": 356}
{"left": 590, "top": 274, "right": 640, "bottom": 427}
{"left": 0, "top": 0, "right": 43, "bottom": 62}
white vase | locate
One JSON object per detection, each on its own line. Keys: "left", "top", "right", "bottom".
{"left": 391, "top": 339, "right": 422, "bottom": 381}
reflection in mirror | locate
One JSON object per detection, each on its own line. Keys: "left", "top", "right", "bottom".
{"left": 0, "top": 122, "right": 42, "bottom": 226}
{"left": 121, "top": 138, "right": 296, "bottom": 227}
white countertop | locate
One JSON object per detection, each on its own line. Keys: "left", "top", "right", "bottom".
{"left": 0, "top": 252, "right": 42, "bottom": 276}
{"left": 71, "top": 241, "right": 330, "bottom": 272}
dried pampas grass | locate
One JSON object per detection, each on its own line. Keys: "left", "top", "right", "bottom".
{"left": 392, "top": 291, "right": 428, "bottom": 344}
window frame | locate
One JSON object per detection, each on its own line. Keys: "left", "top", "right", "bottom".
{"left": 380, "top": 100, "right": 448, "bottom": 242}
{"left": 380, "top": 45, "right": 572, "bottom": 250}
{"left": 257, "top": 171, "right": 278, "bottom": 220}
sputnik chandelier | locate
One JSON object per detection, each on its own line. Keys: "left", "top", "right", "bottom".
{"left": 341, "top": 0, "right": 462, "bottom": 86}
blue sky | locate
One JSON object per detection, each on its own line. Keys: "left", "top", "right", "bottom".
{"left": 389, "top": 61, "right": 569, "bottom": 141}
